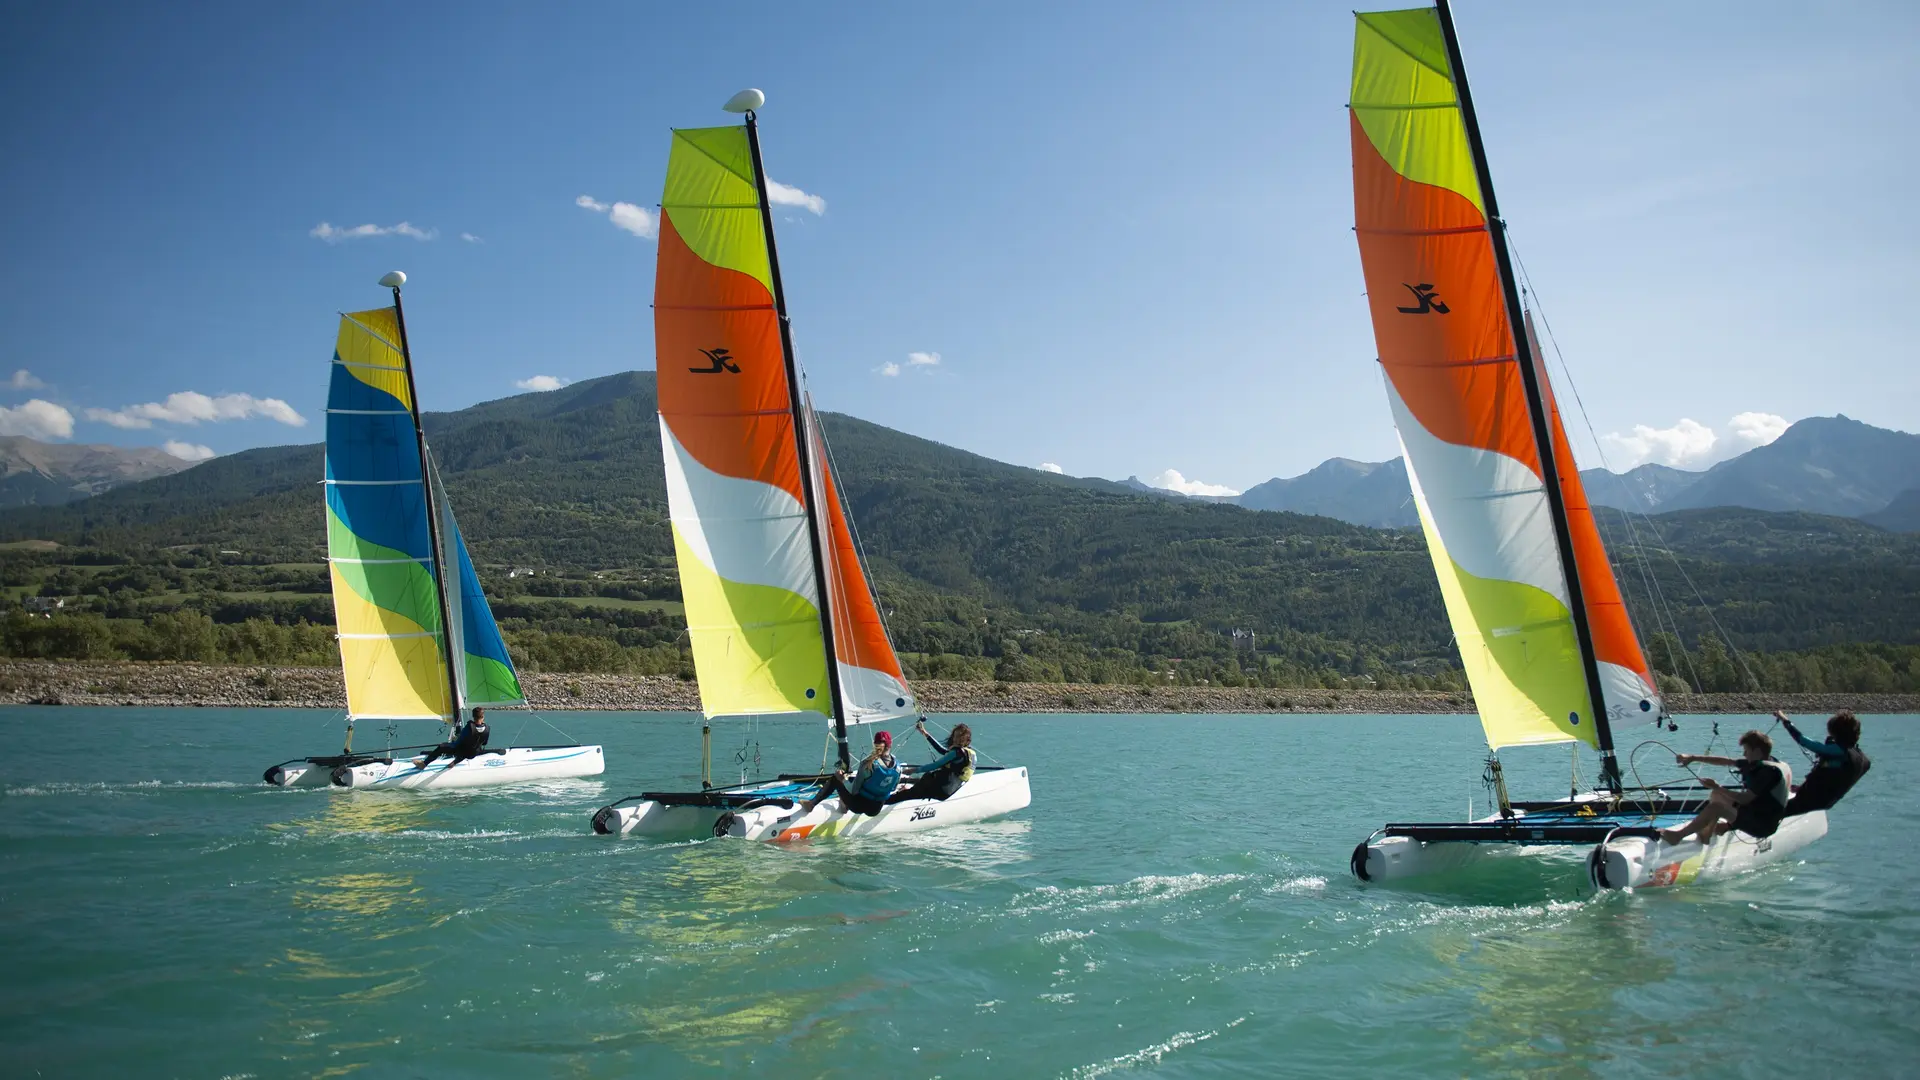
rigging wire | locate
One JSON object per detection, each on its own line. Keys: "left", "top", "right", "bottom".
{"left": 915, "top": 714, "right": 1005, "bottom": 767}
{"left": 1506, "top": 230, "right": 1765, "bottom": 701}
{"left": 810, "top": 391, "right": 916, "bottom": 676}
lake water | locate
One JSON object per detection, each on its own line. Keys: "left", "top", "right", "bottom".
{"left": 2, "top": 707, "right": 1915, "bottom": 1078}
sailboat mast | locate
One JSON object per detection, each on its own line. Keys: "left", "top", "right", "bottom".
{"left": 388, "top": 280, "right": 465, "bottom": 727}
{"left": 1433, "top": 0, "right": 1620, "bottom": 790}
{"left": 742, "top": 110, "right": 853, "bottom": 771}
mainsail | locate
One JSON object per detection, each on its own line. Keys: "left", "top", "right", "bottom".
{"left": 654, "top": 120, "right": 914, "bottom": 734}
{"left": 1348, "top": 6, "right": 1659, "bottom": 757}
{"left": 325, "top": 308, "right": 524, "bottom": 722}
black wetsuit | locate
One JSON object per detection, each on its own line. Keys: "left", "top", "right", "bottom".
{"left": 1783, "top": 725, "right": 1870, "bottom": 815}
{"left": 419, "top": 720, "right": 489, "bottom": 768}
{"left": 1730, "top": 757, "right": 1789, "bottom": 838}
{"left": 886, "top": 730, "right": 975, "bottom": 805}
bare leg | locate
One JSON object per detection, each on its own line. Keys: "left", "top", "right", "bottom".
{"left": 1660, "top": 792, "right": 1737, "bottom": 845}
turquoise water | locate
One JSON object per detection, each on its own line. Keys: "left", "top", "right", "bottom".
{"left": 2, "top": 707, "right": 1915, "bottom": 1078}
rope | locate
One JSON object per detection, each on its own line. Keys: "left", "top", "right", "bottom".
{"left": 507, "top": 704, "right": 583, "bottom": 748}
{"left": 915, "top": 715, "right": 1003, "bottom": 766}
{"left": 1508, "top": 234, "right": 1763, "bottom": 698}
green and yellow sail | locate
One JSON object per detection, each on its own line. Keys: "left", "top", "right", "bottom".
{"left": 324, "top": 309, "right": 524, "bottom": 721}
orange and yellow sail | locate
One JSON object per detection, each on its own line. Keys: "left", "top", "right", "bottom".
{"left": 1349, "top": 8, "right": 1659, "bottom": 750}
{"left": 654, "top": 124, "right": 913, "bottom": 724}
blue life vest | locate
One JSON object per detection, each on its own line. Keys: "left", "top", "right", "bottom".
{"left": 857, "top": 757, "right": 901, "bottom": 801}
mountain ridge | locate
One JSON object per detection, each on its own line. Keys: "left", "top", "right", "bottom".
{"left": 1109, "top": 415, "right": 1916, "bottom": 529}
{"left": 0, "top": 436, "right": 199, "bottom": 508}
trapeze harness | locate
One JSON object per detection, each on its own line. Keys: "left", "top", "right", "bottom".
{"left": 1784, "top": 728, "right": 1871, "bottom": 815}
{"left": 888, "top": 731, "right": 975, "bottom": 804}
{"left": 1731, "top": 757, "right": 1791, "bottom": 839}
{"left": 855, "top": 755, "right": 902, "bottom": 803}
{"left": 817, "top": 754, "right": 899, "bottom": 816}
{"left": 419, "top": 720, "right": 489, "bottom": 768}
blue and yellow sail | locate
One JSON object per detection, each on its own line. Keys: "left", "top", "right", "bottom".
{"left": 325, "top": 307, "right": 523, "bottom": 721}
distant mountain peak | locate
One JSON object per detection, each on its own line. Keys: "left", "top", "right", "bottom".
{"left": 0, "top": 436, "right": 199, "bottom": 508}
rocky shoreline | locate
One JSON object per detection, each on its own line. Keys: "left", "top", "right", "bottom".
{"left": 3, "top": 659, "right": 1914, "bottom": 716}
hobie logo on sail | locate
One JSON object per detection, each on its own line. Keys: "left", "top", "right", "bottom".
{"left": 690, "top": 347, "right": 741, "bottom": 374}
{"left": 1395, "top": 283, "right": 1448, "bottom": 315}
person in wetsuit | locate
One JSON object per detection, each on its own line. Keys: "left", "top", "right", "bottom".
{"left": 796, "top": 729, "right": 900, "bottom": 817}
{"left": 414, "top": 707, "right": 490, "bottom": 769}
{"left": 1659, "top": 729, "right": 1791, "bottom": 846}
{"left": 1779, "top": 710, "right": 1870, "bottom": 815}
{"left": 886, "top": 720, "right": 976, "bottom": 805}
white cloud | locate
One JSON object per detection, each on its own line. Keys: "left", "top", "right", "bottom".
{"left": 460, "top": 232, "right": 483, "bottom": 244}
{"left": 577, "top": 194, "right": 657, "bottom": 239}
{"left": 85, "top": 392, "right": 307, "bottom": 430}
{"left": 1037, "top": 462, "right": 1064, "bottom": 474}
{"left": 1599, "top": 418, "right": 1718, "bottom": 468}
{"left": 1725, "top": 411, "right": 1790, "bottom": 455}
{"left": 766, "top": 179, "right": 826, "bottom": 215}
{"left": 310, "top": 221, "right": 438, "bottom": 243}
{"left": 161, "top": 440, "right": 217, "bottom": 462}
{"left": 515, "top": 375, "right": 571, "bottom": 392}
{"left": 1145, "top": 469, "right": 1240, "bottom": 498}
{"left": 608, "top": 202, "right": 656, "bottom": 238}
{"left": 1598, "top": 411, "right": 1791, "bottom": 469}
{"left": 0, "top": 399, "right": 75, "bottom": 440}
{"left": 877, "top": 351, "right": 939, "bottom": 378}
{"left": 8, "top": 369, "right": 45, "bottom": 390}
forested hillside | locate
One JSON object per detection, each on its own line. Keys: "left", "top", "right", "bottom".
{"left": 5, "top": 372, "right": 1917, "bottom": 693}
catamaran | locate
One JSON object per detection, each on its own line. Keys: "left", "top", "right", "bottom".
{"left": 264, "top": 273, "right": 605, "bottom": 791}
{"left": 591, "top": 90, "right": 1030, "bottom": 841}
{"left": 1344, "top": 3, "right": 1824, "bottom": 889}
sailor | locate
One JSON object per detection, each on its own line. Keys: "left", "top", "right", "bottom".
{"left": 796, "top": 729, "right": 899, "bottom": 817}
{"left": 1658, "top": 730, "right": 1791, "bottom": 846}
{"left": 1779, "top": 710, "right": 1870, "bottom": 815}
{"left": 886, "top": 719, "right": 976, "bottom": 805}
{"left": 415, "top": 707, "right": 490, "bottom": 769}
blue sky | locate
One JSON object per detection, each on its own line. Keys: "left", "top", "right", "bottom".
{"left": 2, "top": 1, "right": 1914, "bottom": 492}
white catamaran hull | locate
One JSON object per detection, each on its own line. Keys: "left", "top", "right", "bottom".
{"left": 330, "top": 746, "right": 605, "bottom": 790}
{"left": 1356, "top": 794, "right": 1829, "bottom": 891}
{"left": 1590, "top": 810, "right": 1827, "bottom": 890}
{"left": 595, "top": 767, "right": 1031, "bottom": 841}
{"left": 264, "top": 762, "right": 337, "bottom": 788}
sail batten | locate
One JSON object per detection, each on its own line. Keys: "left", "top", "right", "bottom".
{"left": 326, "top": 308, "right": 453, "bottom": 722}
{"left": 656, "top": 124, "right": 831, "bottom": 721}
{"left": 324, "top": 306, "right": 525, "bottom": 721}
{"left": 1351, "top": 6, "right": 1658, "bottom": 752}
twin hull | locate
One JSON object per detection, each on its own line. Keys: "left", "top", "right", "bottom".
{"left": 1592, "top": 810, "right": 1827, "bottom": 890}
{"left": 1356, "top": 796, "right": 1828, "bottom": 891}
{"left": 595, "top": 766, "right": 1031, "bottom": 842}
{"left": 268, "top": 746, "right": 605, "bottom": 790}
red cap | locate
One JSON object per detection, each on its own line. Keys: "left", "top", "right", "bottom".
{"left": 873, "top": 730, "right": 892, "bottom": 747}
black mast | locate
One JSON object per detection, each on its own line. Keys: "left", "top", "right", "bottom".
{"left": 1433, "top": 0, "right": 1620, "bottom": 791}
{"left": 388, "top": 278, "right": 464, "bottom": 730}
{"left": 742, "top": 110, "right": 853, "bottom": 772}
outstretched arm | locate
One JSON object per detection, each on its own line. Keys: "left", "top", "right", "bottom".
{"left": 1779, "top": 716, "right": 1846, "bottom": 762}
{"left": 1678, "top": 753, "right": 1741, "bottom": 768}
{"left": 919, "top": 725, "right": 950, "bottom": 756}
